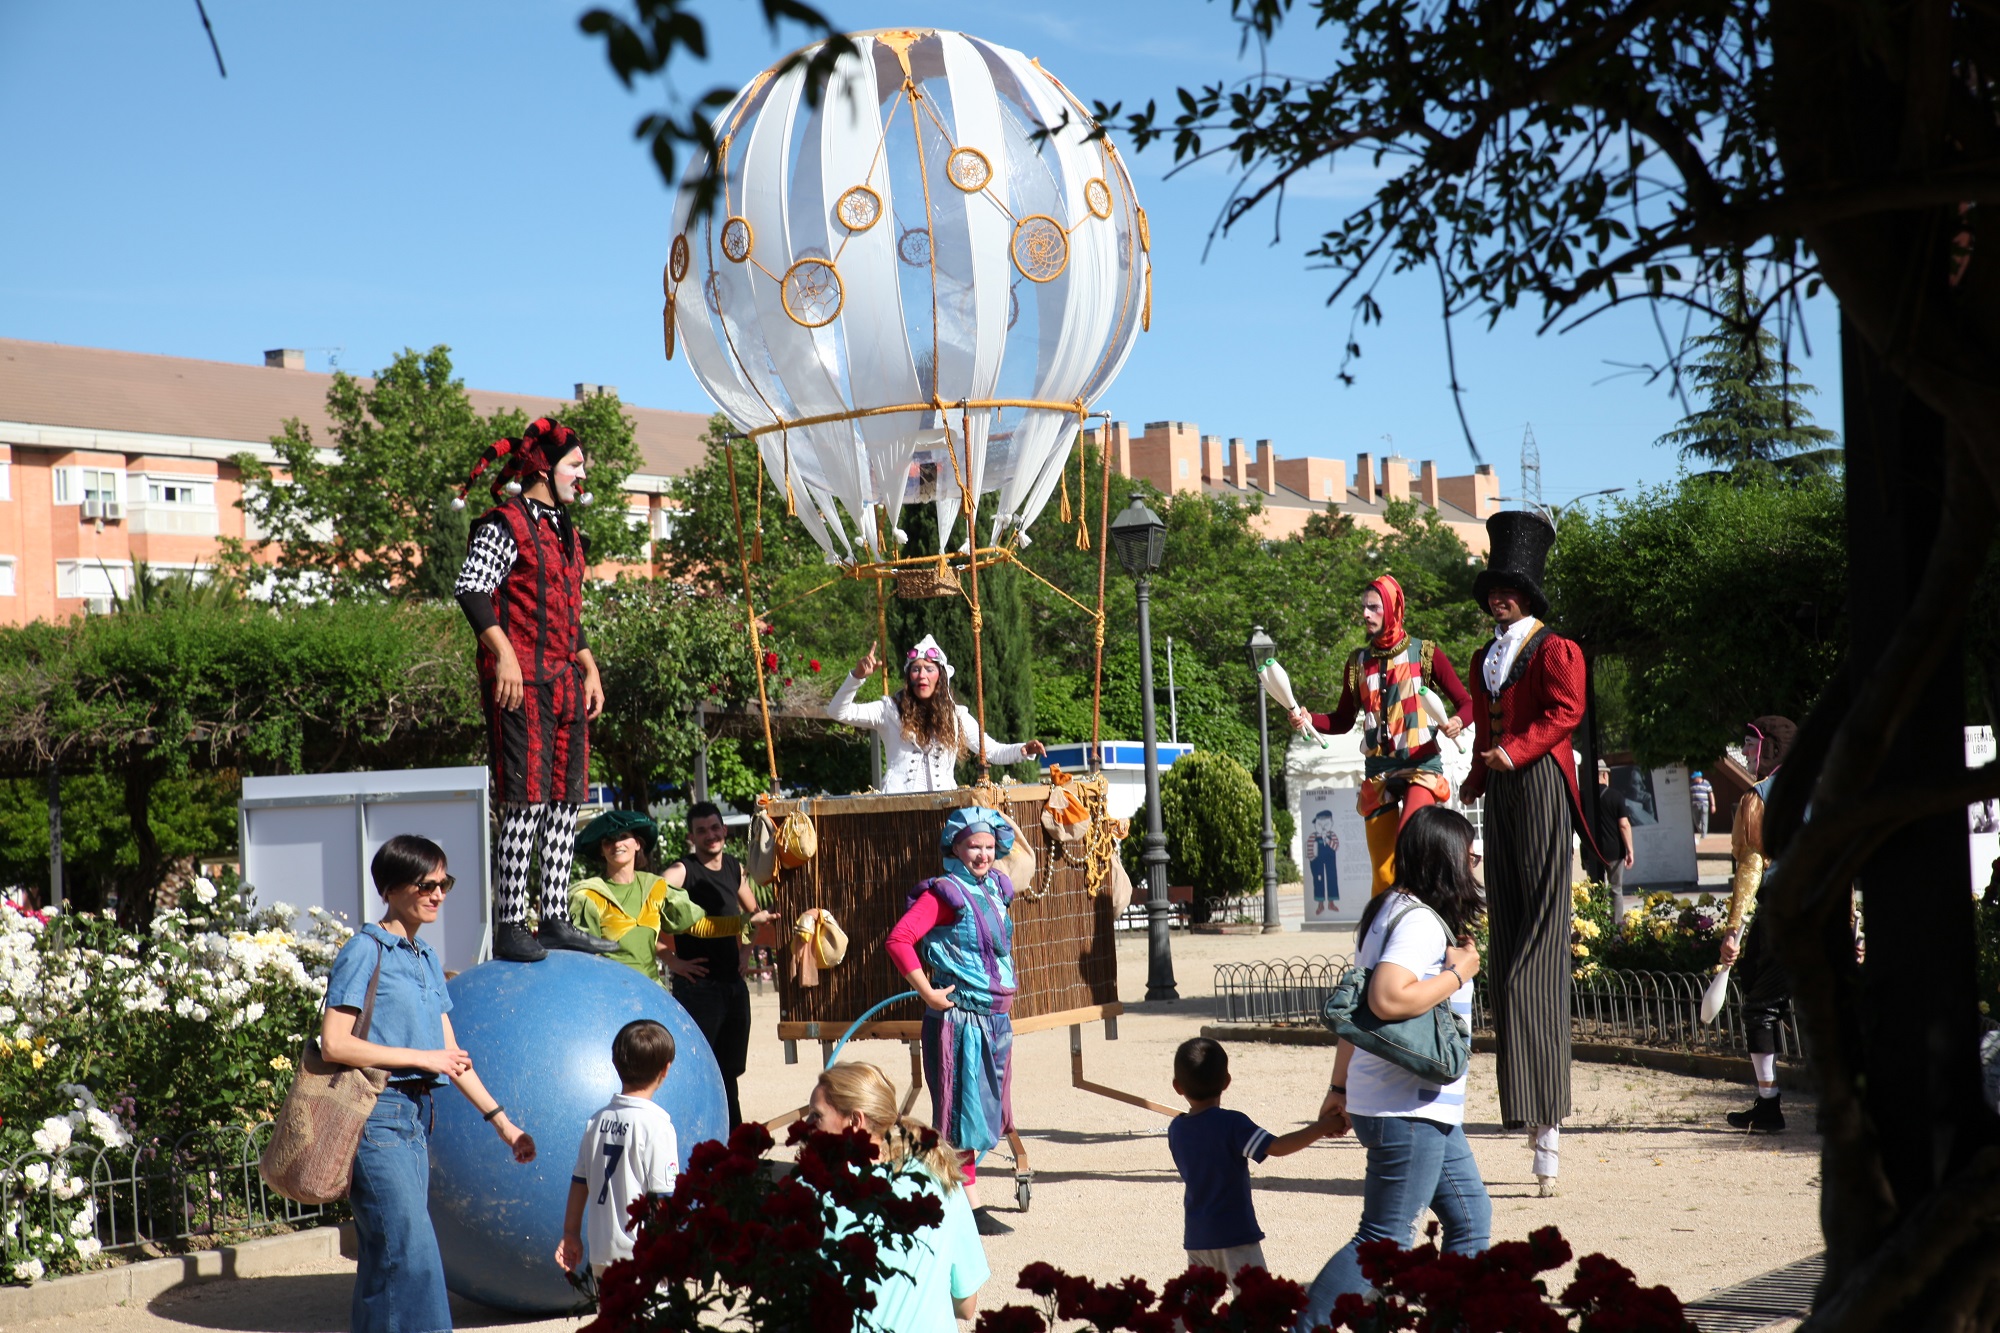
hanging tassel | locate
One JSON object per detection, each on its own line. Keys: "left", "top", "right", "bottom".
{"left": 781, "top": 432, "right": 798, "bottom": 516}
{"left": 752, "top": 527, "right": 764, "bottom": 564}
{"left": 1059, "top": 470, "right": 1073, "bottom": 524}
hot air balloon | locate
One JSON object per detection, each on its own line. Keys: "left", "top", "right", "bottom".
{"left": 663, "top": 26, "right": 1152, "bottom": 566}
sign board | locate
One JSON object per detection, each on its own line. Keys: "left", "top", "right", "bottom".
{"left": 240, "top": 767, "right": 492, "bottom": 974}
{"left": 1298, "top": 785, "right": 1374, "bottom": 928}
{"left": 1613, "top": 762, "right": 1700, "bottom": 889}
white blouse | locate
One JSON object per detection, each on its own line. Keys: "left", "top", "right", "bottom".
{"left": 826, "top": 673, "right": 1028, "bottom": 793}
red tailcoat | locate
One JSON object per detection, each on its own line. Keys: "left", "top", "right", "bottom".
{"left": 1464, "top": 627, "right": 1600, "bottom": 860}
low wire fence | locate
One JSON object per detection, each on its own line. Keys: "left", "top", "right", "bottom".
{"left": 1215, "top": 956, "right": 1806, "bottom": 1062}
{"left": 5, "top": 1120, "right": 336, "bottom": 1267}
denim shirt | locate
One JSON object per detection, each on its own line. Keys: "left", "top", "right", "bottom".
{"left": 325, "top": 923, "right": 453, "bottom": 1084}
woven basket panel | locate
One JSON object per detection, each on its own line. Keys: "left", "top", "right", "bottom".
{"left": 768, "top": 789, "right": 1117, "bottom": 1029}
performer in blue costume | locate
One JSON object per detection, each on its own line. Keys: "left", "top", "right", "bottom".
{"left": 886, "top": 806, "right": 1019, "bottom": 1236}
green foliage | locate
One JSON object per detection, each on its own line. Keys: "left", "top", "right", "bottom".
{"left": 0, "top": 877, "right": 348, "bottom": 1282}
{"left": 1656, "top": 282, "right": 1841, "bottom": 483}
{"left": 0, "top": 773, "right": 238, "bottom": 911}
{"left": 1548, "top": 476, "right": 1845, "bottom": 767}
{"left": 234, "top": 346, "right": 645, "bottom": 602}
{"left": 1135, "top": 750, "right": 1262, "bottom": 906}
{"left": 584, "top": 577, "right": 756, "bottom": 807}
{"left": 0, "top": 600, "right": 480, "bottom": 920}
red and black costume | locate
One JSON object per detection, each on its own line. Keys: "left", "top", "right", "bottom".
{"left": 1306, "top": 574, "right": 1473, "bottom": 898}
{"left": 453, "top": 418, "right": 614, "bottom": 963}
{"left": 1461, "top": 511, "right": 1600, "bottom": 1182}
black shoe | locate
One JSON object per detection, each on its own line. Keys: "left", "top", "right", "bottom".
{"left": 538, "top": 918, "right": 621, "bottom": 955}
{"left": 972, "top": 1207, "right": 1014, "bottom": 1236}
{"left": 1726, "top": 1093, "right": 1785, "bottom": 1132}
{"left": 494, "top": 921, "right": 548, "bottom": 962}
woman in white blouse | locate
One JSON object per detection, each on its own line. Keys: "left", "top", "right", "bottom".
{"left": 826, "top": 635, "right": 1047, "bottom": 793}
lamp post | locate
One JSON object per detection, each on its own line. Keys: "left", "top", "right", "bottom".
{"left": 1110, "top": 496, "right": 1177, "bottom": 1002}
{"left": 1247, "top": 626, "right": 1281, "bottom": 934}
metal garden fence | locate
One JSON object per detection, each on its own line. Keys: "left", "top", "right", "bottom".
{"left": 1214, "top": 956, "right": 1806, "bottom": 1062}
{"left": 5, "top": 1120, "right": 334, "bottom": 1261}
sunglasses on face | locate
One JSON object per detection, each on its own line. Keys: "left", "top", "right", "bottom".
{"left": 408, "top": 875, "right": 456, "bottom": 897}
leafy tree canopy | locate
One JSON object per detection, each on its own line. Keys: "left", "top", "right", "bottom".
{"left": 233, "top": 346, "right": 646, "bottom": 601}
{"left": 1547, "top": 475, "right": 1846, "bottom": 767}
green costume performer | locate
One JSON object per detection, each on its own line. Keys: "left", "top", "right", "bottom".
{"left": 569, "top": 811, "right": 740, "bottom": 982}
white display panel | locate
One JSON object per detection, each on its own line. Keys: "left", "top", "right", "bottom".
{"left": 240, "top": 768, "right": 491, "bottom": 973}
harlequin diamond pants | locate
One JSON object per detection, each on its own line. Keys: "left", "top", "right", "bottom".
{"left": 494, "top": 802, "right": 580, "bottom": 928}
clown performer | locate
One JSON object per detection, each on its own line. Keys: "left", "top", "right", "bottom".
{"left": 886, "top": 807, "right": 1022, "bottom": 1236}
{"left": 567, "top": 810, "right": 749, "bottom": 984}
{"left": 1291, "top": 575, "right": 1472, "bottom": 898}
{"left": 453, "top": 417, "right": 619, "bottom": 964}
{"left": 1460, "top": 511, "right": 1601, "bottom": 1197}
{"left": 827, "top": 636, "right": 1047, "bottom": 792}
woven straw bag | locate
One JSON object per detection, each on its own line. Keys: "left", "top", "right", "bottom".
{"left": 259, "top": 940, "right": 392, "bottom": 1205}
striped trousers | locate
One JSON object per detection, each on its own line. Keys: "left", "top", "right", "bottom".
{"left": 1484, "top": 753, "right": 1573, "bottom": 1125}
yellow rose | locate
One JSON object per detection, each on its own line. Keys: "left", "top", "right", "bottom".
{"left": 29, "top": 1051, "right": 45, "bottom": 1070}
{"left": 269, "top": 1055, "right": 294, "bottom": 1074}
{"left": 1572, "top": 941, "right": 1590, "bottom": 957}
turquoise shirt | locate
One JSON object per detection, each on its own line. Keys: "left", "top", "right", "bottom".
{"left": 830, "top": 1164, "right": 988, "bottom": 1333}
{"left": 325, "top": 924, "right": 452, "bottom": 1084}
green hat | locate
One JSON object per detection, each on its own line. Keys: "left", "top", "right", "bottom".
{"left": 576, "top": 809, "right": 658, "bottom": 861}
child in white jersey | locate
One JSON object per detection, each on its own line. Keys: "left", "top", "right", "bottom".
{"left": 556, "top": 1019, "right": 680, "bottom": 1281}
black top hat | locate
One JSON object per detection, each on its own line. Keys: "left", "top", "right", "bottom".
{"left": 1472, "top": 510, "right": 1556, "bottom": 619}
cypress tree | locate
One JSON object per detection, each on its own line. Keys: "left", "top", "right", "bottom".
{"left": 1656, "top": 281, "right": 1841, "bottom": 483}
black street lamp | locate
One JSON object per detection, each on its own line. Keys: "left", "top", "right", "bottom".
{"left": 1247, "top": 626, "right": 1281, "bottom": 934}
{"left": 1110, "top": 496, "right": 1177, "bottom": 1002}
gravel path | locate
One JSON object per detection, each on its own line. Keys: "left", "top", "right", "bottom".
{"left": 8, "top": 928, "right": 1820, "bottom": 1333}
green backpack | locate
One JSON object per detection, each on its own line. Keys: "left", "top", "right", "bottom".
{"left": 1320, "top": 900, "right": 1472, "bottom": 1084}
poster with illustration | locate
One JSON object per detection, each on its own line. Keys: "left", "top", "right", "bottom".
{"left": 1298, "top": 786, "right": 1374, "bottom": 928}
{"left": 1970, "top": 728, "right": 1998, "bottom": 894}
{"left": 1615, "top": 762, "right": 1699, "bottom": 888}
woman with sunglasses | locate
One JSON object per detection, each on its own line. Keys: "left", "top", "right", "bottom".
{"left": 828, "top": 635, "right": 1046, "bottom": 793}
{"left": 320, "top": 835, "right": 537, "bottom": 1333}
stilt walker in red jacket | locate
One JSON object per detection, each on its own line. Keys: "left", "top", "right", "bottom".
{"left": 1461, "top": 511, "right": 1600, "bottom": 1198}
{"left": 453, "top": 417, "right": 620, "bottom": 964}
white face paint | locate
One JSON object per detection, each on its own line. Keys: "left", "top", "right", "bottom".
{"left": 552, "top": 449, "right": 588, "bottom": 504}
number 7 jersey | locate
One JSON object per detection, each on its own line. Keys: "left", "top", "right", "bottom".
{"left": 571, "top": 1093, "right": 679, "bottom": 1271}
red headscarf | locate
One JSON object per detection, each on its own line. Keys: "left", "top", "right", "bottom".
{"left": 1367, "top": 574, "right": 1408, "bottom": 652}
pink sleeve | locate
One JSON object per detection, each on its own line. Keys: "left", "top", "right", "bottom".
{"left": 886, "top": 891, "right": 954, "bottom": 976}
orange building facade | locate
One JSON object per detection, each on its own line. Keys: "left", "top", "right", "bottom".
{"left": 0, "top": 339, "right": 711, "bottom": 623}
{"left": 1087, "top": 420, "right": 1498, "bottom": 553}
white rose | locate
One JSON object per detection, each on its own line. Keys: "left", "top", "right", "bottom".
{"left": 73, "top": 1236, "right": 101, "bottom": 1262}
{"left": 192, "top": 878, "right": 218, "bottom": 906}
{"left": 12, "top": 1257, "right": 44, "bottom": 1282}
{"left": 30, "top": 1116, "right": 72, "bottom": 1154}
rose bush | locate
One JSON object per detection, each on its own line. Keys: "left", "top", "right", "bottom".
{"left": 0, "top": 875, "right": 348, "bottom": 1283}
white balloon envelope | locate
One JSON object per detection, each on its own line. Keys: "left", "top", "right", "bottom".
{"left": 665, "top": 27, "right": 1152, "bottom": 565}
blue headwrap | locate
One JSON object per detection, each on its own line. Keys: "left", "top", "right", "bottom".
{"left": 939, "top": 806, "right": 1015, "bottom": 880}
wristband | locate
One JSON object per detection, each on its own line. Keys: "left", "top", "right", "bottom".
{"left": 483, "top": 1104, "right": 505, "bottom": 1123}
{"left": 1327, "top": 1083, "right": 1346, "bottom": 1095}
{"left": 1443, "top": 964, "right": 1463, "bottom": 985}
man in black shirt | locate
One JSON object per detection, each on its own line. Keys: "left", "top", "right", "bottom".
{"left": 660, "top": 802, "right": 767, "bottom": 1126}
{"left": 1592, "top": 762, "right": 1636, "bottom": 921}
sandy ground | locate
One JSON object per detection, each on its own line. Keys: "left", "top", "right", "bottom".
{"left": 10, "top": 927, "right": 1820, "bottom": 1333}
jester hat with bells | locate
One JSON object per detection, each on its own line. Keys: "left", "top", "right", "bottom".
{"left": 451, "top": 417, "right": 592, "bottom": 511}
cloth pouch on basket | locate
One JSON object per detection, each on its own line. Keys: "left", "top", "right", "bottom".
{"left": 258, "top": 939, "right": 391, "bottom": 1204}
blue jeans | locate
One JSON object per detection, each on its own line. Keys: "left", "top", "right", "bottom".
{"left": 350, "top": 1087, "right": 452, "bottom": 1333}
{"left": 1297, "top": 1114, "right": 1491, "bottom": 1330}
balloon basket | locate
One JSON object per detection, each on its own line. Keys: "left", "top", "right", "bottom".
{"left": 893, "top": 563, "right": 962, "bottom": 599}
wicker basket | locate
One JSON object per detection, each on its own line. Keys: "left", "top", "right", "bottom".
{"left": 894, "top": 562, "right": 962, "bottom": 599}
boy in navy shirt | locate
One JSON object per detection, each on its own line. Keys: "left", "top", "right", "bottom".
{"left": 1167, "top": 1037, "right": 1342, "bottom": 1288}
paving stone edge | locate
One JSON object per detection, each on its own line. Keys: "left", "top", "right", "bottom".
{"left": 0, "top": 1223, "right": 356, "bottom": 1324}
{"left": 1199, "top": 1024, "right": 1815, "bottom": 1092}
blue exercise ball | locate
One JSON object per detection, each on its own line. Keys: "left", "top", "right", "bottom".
{"left": 428, "top": 951, "right": 729, "bottom": 1313}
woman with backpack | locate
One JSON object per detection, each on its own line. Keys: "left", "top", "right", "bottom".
{"left": 1296, "top": 806, "right": 1491, "bottom": 1328}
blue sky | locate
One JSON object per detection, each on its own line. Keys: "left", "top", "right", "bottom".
{"left": 1, "top": 1, "right": 1841, "bottom": 509}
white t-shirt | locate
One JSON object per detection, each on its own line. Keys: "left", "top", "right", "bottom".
{"left": 1343, "top": 892, "right": 1473, "bottom": 1125}
{"left": 571, "top": 1093, "right": 679, "bottom": 1270}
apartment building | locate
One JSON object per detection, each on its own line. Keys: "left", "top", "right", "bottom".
{"left": 1086, "top": 420, "right": 1499, "bottom": 553}
{"left": 0, "top": 338, "right": 710, "bottom": 623}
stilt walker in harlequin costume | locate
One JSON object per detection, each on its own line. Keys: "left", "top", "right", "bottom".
{"left": 886, "top": 806, "right": 1021, "bottom": 1237}
{"left": 1291, "top": 574, "right": 1473, "bottom": 898}
{"left": 452, "top": 417, "right": 620, "bottom": 964}
{"left": 1460, "top": 512, "right": 1601, "bottom": 1197}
